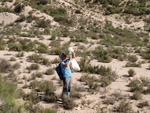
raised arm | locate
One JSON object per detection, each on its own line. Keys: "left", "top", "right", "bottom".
{"left": 72, "top": 52, "right": 75, "bottom": 58}
{"left": 64, "top": 55, "right": 72, "bottom": 67}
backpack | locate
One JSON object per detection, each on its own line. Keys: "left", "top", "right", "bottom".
{"left": 56, "top": 63, "right": 63, "bottom": 80}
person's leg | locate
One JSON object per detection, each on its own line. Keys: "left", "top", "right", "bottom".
{"left": 62, "top": 78, "right": 68, "bottom": 98}
{"left": 68, "top": 77, "right": 71, "bottom": 92}
{"left": 68, "top": 77, "right": 71, "bottom": 97}
{"left": 63, "top": 77, "right": 71, "bottom": 98}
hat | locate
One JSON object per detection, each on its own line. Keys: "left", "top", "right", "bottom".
{"left": 59, "top": 53, "right": 66, "bottom": 58}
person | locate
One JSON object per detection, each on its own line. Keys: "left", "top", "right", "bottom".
{"left": 59, "top": 51, "right": 75, "bottom": 98}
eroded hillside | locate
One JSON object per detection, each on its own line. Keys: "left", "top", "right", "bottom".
{"left": 0, "top": 0, "right": 150, "bottom": 112}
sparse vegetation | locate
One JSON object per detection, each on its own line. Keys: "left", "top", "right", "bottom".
{"left": 128, "top": 69, "right": 136, "bottom": 77}
{"left": 115, "top": 100, "right": 133, "bottom": 113}
{"left": 50, "top": 58, "right": 60, "bottom": 64}
{"left": 28, "top": 63, "right": 39, "bottom": 70}
{"left": 79, "top": 58, "right": 117, "bottom": 87}
{"left": 129, "top": 79, "right": 143, "bottom": 92}
{"left": 36, "top": 19, "right": 51, "bottom": 28}
{"left": 27, "top": 54, "right": 50, "bottom": 65}
{"left": 0, "top": 0, "right": 150, "bottom": 112}
{"left": 0, "top": 59, "right": 11, "bottom": 73}
{"left": 131, "top": 91, "right": 141, "bottom": 100}
{"left": 137, "top": 101, "right": 149, "bottom": 108}
{"left": 92, "top": 46, "right": 127, "bottom": 63}
{"left": 45, "top": 68, "right": 54, "bottom": 75}
{"left": 63, "top": 97, "right": 76, "bottom": 110}
{"left": 23, "top": 90, "right": 40, "bottom": 104}
{"left": 30, "top": 72, "right": 43, "bottom": 80}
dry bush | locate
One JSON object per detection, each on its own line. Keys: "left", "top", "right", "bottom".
{"left": 128, "top": 69, "right": 136, "bottom": 77}
{"left": 12, "top": 62, "right": 21, "bottom": 70}
{"left": 23, "top": 91, "right": 40, "bottom": 104}
{"left": 115, "top": 100, "right": 133, "bottom": 113}
{"left": 137, "top": 101, "right": 149, "bottom": 108}
{"left": 27, "top": 54, "right": 50, "bottom": 65}
{"left": 0, "top": 59, "right": 11, "bottom": 73}
{"left": 131, "top": 91, "right": 141, "bottom": 100}
{"left": 9, "top": 57, "right": 16, "bottom": 61}
{"left": 27, "top": 64, "right": 39, "bottom": 70}
{"left": 45, "top": 68, "right": 54, "bottom": 75}
{"left": 63, "top": 97, "right": 76, "bottom": 110}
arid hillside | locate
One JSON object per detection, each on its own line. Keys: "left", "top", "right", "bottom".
{"left": 0, "top": 0, "right": 150, "bottom": 113}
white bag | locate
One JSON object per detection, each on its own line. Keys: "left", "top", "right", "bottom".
{"left": 70, "top": 59, "right": 80, "bottom": 71}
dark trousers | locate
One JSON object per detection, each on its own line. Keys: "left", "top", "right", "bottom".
{"left": 62, "top": 77, "right": 71, "bottom": 97}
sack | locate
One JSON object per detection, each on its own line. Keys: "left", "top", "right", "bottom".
{"left": 56, "top": 64, "right": 63, "bottom": 80}
{"left": 70, "top": 59, "right": 80, "bottom": 71}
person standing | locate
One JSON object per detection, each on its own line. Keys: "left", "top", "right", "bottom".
{"left": 59, "top": 52, "right": 75, "bottom": 98}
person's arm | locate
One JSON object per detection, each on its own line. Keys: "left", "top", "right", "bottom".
{"left": 64, "top": 55, "right": 72, "bottom": 67}
{"left": 72, "top": 52, "right": 75, "bottom": 58}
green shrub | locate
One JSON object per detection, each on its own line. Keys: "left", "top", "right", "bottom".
{"left": 49, "top": 48, "right": 62, "bottom": 55}
{"left": 129, "top": 79, "right": 143, "bottom": 92}
{"left": 0, "top": 6, "right": 11, "bottom": 13}
{"left": 115, "top": 100, "right": 133, "bottom": 112}
{"left": 124, "top": 7, "right": 140, "bottom": 16}
{"left": 9, "top": 57, "right": 16, "bottom": 61}
{"left": 28, "top": 54, "right": 50, "bottom": 65}
{"left": 44, "top": 92, "right": 58, "bottom": 103}
{"left": 28, "top": 64, "right": 39, "bottom": 70}
{"left": 103, "top": 96, "right": 116, "bottom": 105}
{"left": 14, "top": 3, "right": 24, "bottom": 13}
{"left": 71, "top": 35, "right": 87, "bottom": 43}
{"left": 49, "top": 40, "right": 61, "bottom": 48}
{"left": 100, "top": 38, "right": 121, "bottom": 46}
{"left": 80, "top": 74, "right": 99, "bottom": 89}
{"left": 0, "top": 76, "right": 21, "bottom": 113}
{"left": 23, "top": 91, "right": 40, "bottom": 104}
{"left": 48, "top": 7, "right": 67, "bottom": 17}
{"left": 140, "top": 77, "right": 150, "bottom": 87}
{"left": 12, "top": 62, "right": 20, "bottom": 70}
{"left": 137, "top": 101, "right": 149, "bottom": 108}
{"left": 101, "top": 77, "right": 111, "bottom": 87}
{"left": 50, "top": 58, "right": 60, "bottom": 64}
{"left": 30, "top": 72, "right": 43, "bottom": 80}
{"left": 0, "top": 59, "right": 11, "bottom": 73}
{"left": 92, "top": 46, "right": 126, "bottom": 63}
{"left": 51, "top": 32, "right": 56, "bottom": 40}
{"left": 143, "top": 85, "right": 150, "bottom": 94}
{"left": 15, "top": 15, "right": 26, "bottom": 23}
{"left": 41, "top": 108, "right": 56, "bottom": 113}
{"left": 79, "top": 58, "right": 117, "bottom": 79}
{"left": 140, "top": 49, "right": 150, "bottom": 60}
{"left": 38, "top": 81, "right": 56, "bottom": 94}
{"left": 128, "top": 69, "right": 136, "bottom": 77}
{"left": 37, "top": 46, "right": 48, "bottom": 53}
{"left": 36, "top": 19, "right": 50, "bottom": 28}
{"left": 45, "top": 68, "right": 54, "bottom": 75}
{"left": 0, "top": 39, "right": 5, "bottom": 50}
{"left": 8, "top": 43, "right": 22, "bottom": 51}
{"left": 54, "top": 16, "right": 73, "bottom": 26}
{"left": 125, "top": 62, "right": 141, "bottom": 67}
{"left": 131, "top": 91, "right": 141, "bottom": 100}
{"left": 106, "top": 7, "right": 122, "bottom": 14}
{"left": 35, "top": 0, "right": 51, "bottom": 5}
{"left": 88, "top": 32, "right": 98, "bottom": 39}
{"left": 63, "top": 97, "right": 76, "bottom": 110}
{"left": 128, "top": 55, "right": 138, "bottom": 62}
{"left": 16, "top": 52, "right": 24, "bottom": 57}
{"left": 29, "top": 80, "right": 39, "bottom": 89}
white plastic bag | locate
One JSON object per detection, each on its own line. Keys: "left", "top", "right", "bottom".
{"left": 70, "top": 59, "right": 80, "bottom": 71}
{"left": 68, "top": 47, "right": 74, "bottom": 55}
